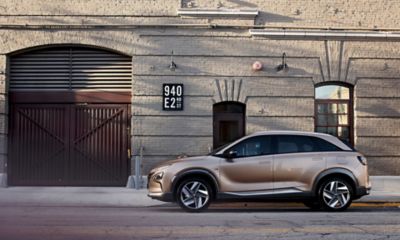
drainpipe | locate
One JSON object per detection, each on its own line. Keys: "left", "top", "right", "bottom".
{"left": 249, "top": 29, "right": 400, "bottom": 40}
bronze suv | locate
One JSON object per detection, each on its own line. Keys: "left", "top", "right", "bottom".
{"left": 148, "top": 131, "right": 371, "bottom": 212}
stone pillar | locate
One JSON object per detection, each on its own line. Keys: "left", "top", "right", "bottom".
{"left": 0, "top": 55, "right": 8, "bottom": 187}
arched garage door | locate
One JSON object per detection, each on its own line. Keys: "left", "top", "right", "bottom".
{"left": 8, "top": 46, "right": 132, "bottom": 186}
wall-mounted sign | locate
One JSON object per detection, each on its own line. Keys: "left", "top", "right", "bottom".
{"left": 163, "top": 83, "right": 184, "bottom": 111}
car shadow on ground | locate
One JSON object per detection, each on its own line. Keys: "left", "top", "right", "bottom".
{"left": 149, "top": 203, "right": 400, "bottom": 213}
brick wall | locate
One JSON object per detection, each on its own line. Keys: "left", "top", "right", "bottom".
{"left": 0, "top": 55, "right": 7, "bottom": 185}
{"left": 183, "top": 0, "right": 400, "bottom": 28}
{"left": 0, "top": 0, "right": 399, "bottom": 177}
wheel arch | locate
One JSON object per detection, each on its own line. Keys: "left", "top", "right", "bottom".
{"left": 171, "top": 168, "right": 219, "bottom": 200}
{"left": 312, "top": 168, "right": 358, "bottom": 196}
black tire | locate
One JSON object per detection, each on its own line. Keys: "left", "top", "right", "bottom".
{"left": 176, "top": 178, "right": 213, "bottom": 212}
{"left": 318, "top": 177, "right": 353, "bottom": 211}
{"left": 303, "top": 200, "right": 322, "bottom": 210}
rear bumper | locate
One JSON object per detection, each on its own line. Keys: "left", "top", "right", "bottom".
{"left": 355, "top": 186, "right": 371, "bottom": 197}
{"left": 148, "top": 192, "right": 174, "bottom": 202}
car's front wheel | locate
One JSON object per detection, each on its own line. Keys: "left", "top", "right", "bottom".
{"left": 176, "top": 178, "right": 212, "bottom": 212}
{"left": 318, "top": 178, "right": 353, "bottom": 211}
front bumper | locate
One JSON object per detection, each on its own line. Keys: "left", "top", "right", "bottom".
{"left": 147, "top": 171, "right": 174, "bottom": 202}
{"left": 147, "top": 192, "right": 174, "bottom": 202}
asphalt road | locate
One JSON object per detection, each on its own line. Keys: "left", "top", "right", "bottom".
{"left": 0, "top": 204, "right": 399, "bottom": 240}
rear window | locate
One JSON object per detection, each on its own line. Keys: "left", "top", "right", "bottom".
{"left": 276, "top": 135, "right": 318, "bottom": 154}
{"left": 310, "top": 137, "right": 342, "bottom": 152}
{"left": 275, "top": 135, "right": 343, "bottom": 154}
{"left": 339, "top": 139, "right": 356, "bottom": 151}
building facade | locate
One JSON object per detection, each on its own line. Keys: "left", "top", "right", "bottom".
{"left": 0, "top": 0, "right": 399, "bottom": 186}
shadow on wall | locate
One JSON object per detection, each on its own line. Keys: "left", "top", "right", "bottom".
{"left": 256, "top": 11, "right": 299, "bottom": 25}
{"left": 226, "top": 0, "right": 258, "bottom": 8}
{"left": 246, "top": 117, "right": 314, "bottom": 133}
{"left": 356, "top": 103, "right": 400, "bottom": 118}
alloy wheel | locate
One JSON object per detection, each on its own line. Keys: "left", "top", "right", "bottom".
{"left": 179, "top": 181, "right": 210, "bottom": 210}
{"left": 322, "top": 180, "right": 351, "bottom": 209}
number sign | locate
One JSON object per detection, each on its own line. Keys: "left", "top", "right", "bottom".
{"left": 163, "top": 84, "right": 184, "bottom": 111}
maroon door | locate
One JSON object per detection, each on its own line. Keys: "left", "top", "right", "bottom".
{"left": 9, "top": 104, "right": 129, "bottom": 186}
{"left": 213, "top": 102, "right": 246, "bottom": 149}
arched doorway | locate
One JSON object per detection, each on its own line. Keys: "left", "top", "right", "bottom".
{"left": 8, "top": 46, "right": 132, "bottom": 186}
{"left": 213, "top": 101, "right": 245, "bottom": 149}
{"left": 315, "top": 82, "right": 354, "bottom": 146}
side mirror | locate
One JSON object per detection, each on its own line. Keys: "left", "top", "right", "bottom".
{"left": 223, "top": 150, "right": 237, "bottom": 160}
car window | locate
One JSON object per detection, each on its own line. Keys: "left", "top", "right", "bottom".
{"left": 276, "top": 135, "right": 318, "bottom": 154}
{"left": 310, "top": 137, "right": 342, "bottom": 151}
{"left": 228, "top": 136, "right": 272, "bottom": 158}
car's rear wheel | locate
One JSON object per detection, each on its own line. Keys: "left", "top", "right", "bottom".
{"left": 318, "top": 178, "right": 353, "bottom": 211}
{"left": 176, "top": 178, "right": 212, "bottom": 212}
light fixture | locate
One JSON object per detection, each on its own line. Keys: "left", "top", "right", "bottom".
{"left": 252, "top": 61, "right": 263, "bottom": 71}
{"left": 276, "top": 52, "right": 289, "bottom": 72}
{"left": 169, "top": 50, "right": 177, "bottom": 71}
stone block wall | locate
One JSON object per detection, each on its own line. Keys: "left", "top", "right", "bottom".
{"left": 0, "top": 0, "right": 399, "bottom": 178}
{"left": 0, "top": 55, "right": 8, "bottom": 186}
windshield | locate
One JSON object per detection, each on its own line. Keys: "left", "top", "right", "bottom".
{"left": 208, "top": 142, "right": 232, "bottom": 156}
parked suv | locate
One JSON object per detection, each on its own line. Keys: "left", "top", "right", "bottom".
{"left": 148, "top": 131, "right": 371, "bottom": 212}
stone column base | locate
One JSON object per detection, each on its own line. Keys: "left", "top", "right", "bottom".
{"left": 126, "top": 175, "right": 147, "bottom": 189}
{"left": 0, "top": 173, "right": 7, "bottom": 187}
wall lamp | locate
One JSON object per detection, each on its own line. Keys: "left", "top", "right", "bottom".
{"left": 276, "top": 52, "right": 289, "bottom": 72}
{"left": 169, "top": 51, "right": 177, "bottom": 71}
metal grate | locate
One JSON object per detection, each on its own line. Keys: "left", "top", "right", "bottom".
{"left": 10, "top": 47, "right": 132, "bottom": 91}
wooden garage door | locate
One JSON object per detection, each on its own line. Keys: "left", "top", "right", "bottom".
{"left": 9, "top": 104, "right": 129, "bottom": 186}
{"left": 8, "top": 46, "right": 132, "bottom": 186}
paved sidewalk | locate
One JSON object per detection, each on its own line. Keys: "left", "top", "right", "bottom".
{"left": 0, "top": 187, "right": 399, "bottom": 208}
{"left": 0, "top": 187, "right": 162, "bottom": 207}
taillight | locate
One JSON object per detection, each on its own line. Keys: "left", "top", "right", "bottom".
{"left": 357, "top": 156, "right": 367, "bottom": 165}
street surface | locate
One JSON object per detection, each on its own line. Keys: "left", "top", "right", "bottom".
{"left": 0, "top": 203, "right": 399, "bottom": 240}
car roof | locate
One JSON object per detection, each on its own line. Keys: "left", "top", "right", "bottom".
{"left": 215, "top": 130, "right": 353, "bottom": 154}
{"left": 244, "top": 130, "right": 352, "bottom": 151}
{"left": 248, "top": 130, "right": 330, "bottom": 137}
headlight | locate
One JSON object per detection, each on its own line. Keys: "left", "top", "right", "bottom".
{"left": 154, "top": 171, "right": 164, "bottom": 181}
{"left": 152, "top": 165, "right": 170, "bottom": 182}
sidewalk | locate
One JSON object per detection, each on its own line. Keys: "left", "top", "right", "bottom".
{"left": 0, "top": 187, "right": 399, "bottom": 208}
{"left": 0, "top": 187, "right": 161, "bottom": 208}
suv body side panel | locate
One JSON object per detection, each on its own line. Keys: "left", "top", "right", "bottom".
{"left": 218, "top": 155, "right": 273, "bottom": 192}
{"left": 325, "top": 151, "right": 369, "bottom": 190}
{"left": 273, "top": 152, "right": 326, "bottom": 192}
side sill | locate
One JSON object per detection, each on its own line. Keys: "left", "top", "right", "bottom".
{"left": 216, "top": 191, "right": 314, "bottom": 202}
